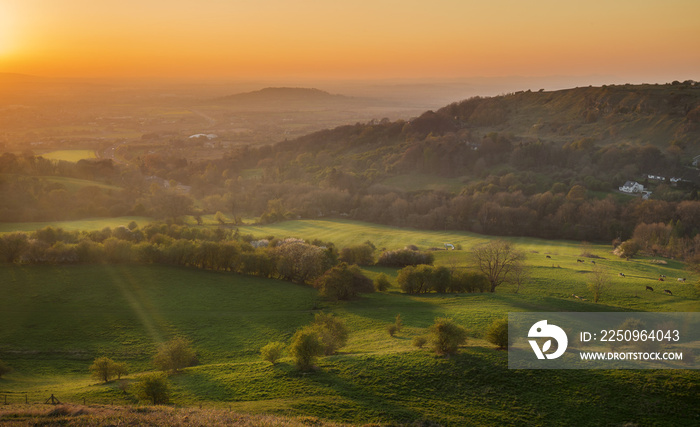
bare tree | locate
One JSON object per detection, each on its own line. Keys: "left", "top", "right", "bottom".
{"left": 588, "top": 265, "right": 610, "bottom": 303}
{"left": 470, "top": 240, "right": 525, "bottom": 293}
{"left": 510, "top": 262, "right": 530, "bottom": 294}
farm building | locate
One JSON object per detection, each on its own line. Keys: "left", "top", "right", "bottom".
{"left": 619, "top": 181, "right": 644, "bottom": 193}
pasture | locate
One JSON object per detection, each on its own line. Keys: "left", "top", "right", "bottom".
{"left": 0, "top": 219, "right": 698, "bottom": 425}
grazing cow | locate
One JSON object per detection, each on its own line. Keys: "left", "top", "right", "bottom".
{"left": 546, "top": 255, "right": 551, "bottom": 259}
{"left": 660, "top": 274, "right": 666, "bottom": 278}
{"left": 646, "top": 286, "right": 654, "bottom": 291}
{"left": 677, "top": 277, "right": 686, "bottom": 282}
{"left": 659, "top": 277, "right": 664, "bottom": 281}
{"left": 591, "top": 260, "right": 596, "bottom": 264}
{"left": 664, "top": 289, "right": 673, "bottom": 295}
{"left": 619, "top": 273, "right": 625, "bottom": 277}
{"left": 577, "top": 259, "right": 584, "bottom": 263}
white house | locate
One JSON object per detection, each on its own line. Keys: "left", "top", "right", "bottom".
{"left": 619, "top": 181, "right": 644, "bottom": 193}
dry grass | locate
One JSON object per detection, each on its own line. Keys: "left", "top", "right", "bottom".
{"left": 0, "top": 404, "right": 346, "bottom": 427}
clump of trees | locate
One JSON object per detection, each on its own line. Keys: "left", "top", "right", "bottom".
{"left": 287, "top": 313, "right": 349, "bottom": 370}
{"left": 377, "top": 248, "right": 434, "bottom": 267}
{"left": 397, "top": 265, "right": 489, "bottom": 294}
{"left": 338, "top": 241, "right": 376, "bottom": 265}
{"left": 314, "top": 262, "right": 374, "bottom": 300}
{"left": 89, "top": 357, "right": 128, "bottom": 383}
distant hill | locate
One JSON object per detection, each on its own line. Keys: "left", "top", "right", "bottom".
{"left": 210, "top": 87, "right": 368, "bottom": 110}
{"left": 278, "top": 82, "right": 700, "bottom": 153}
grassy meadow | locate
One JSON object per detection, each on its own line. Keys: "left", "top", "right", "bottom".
{"left": 0, "top": 219, "right": 698, "bottom": 425}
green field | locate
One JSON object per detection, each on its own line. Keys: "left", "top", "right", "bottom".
{"left": 0, "top": 216, "right": 152, "bottom": 233}
{"left": 0, "top": 218, "right": 698, "bottom": 425}
{"left": 39, "top": 150, "right": 97, "bottom": 162}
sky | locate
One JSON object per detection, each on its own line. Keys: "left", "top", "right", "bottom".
{"left": 0, "top": 0, "right": 699, "bottom": 84}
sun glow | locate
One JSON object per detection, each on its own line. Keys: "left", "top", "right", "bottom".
{"left": 0, "top": 4, "right": 17, "bottom": 57}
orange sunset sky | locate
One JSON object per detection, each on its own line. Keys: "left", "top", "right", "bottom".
{"left": 1, "top": 0, "right": 698, "bottom": 82}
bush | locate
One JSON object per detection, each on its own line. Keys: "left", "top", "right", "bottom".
{"left": 429, "top": 318, "right": 468, "bottom": 355}
{"left": 136, "top": 372, "right": 170, "bottom": 405}
{"left": 260, "top": 342, "right": 285, "bottom": 365}
{"left": 288, "top": 327, "right": 324, "bottom": 371}
{"left": 387, "top": 324, "right": 399, "bottom": 337}
{"left": 485, "top": 318, "right": 509, "bottom": 349}
{"left": 153, "top": 337, "right": 197, "bottom": 372}
{"left": 312, "top": 312, "right": 349, "bottom": 355}
{"left": 373, "top": 273, "right": 391, "bottom": 292}
{"left": 412, "top": 335, "right": 428, "bottom": 348}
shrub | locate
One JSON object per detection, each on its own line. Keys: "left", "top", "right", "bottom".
{"left": 260, "top": 342, "right": 285, "bottom": 365}
{"left": 387, "top": 324, "right": 398, "bottom": 337}
{"left": 485, "top": 318, "right": 509, "bottom": 349}
{"left": 429, "top": 318, "right": 468, "bottom": 355}
{"left": 288, "top": 327, "right": 324, "bottom": 371}
{"left": 136, "top": 372, "right": 170, "bottom": 405}
{"left": 373, "top": 273, "right": 391, "bottom": 292}
{"left": 153, "top": 337, "right": 197, "bottom": 372}
{"left": 312, "top": 312, "right": 349, "bottom": 355}
{"left": 412, "top": 335, "right": 428, "bottom": 348}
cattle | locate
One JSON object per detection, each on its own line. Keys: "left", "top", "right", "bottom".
{"left": 663, "top": 289, "right": 673, "bottom": 295}
{"left": 546, "top": 255, "right": 551, "bottom": 259}
{"left": 677, "top": 277, "right": 686, "bottom": 282}
{"left": 619, "top": 273, "right": 625, "bottom": 277}
{"left": 646, "top": 286, "right": 654, "bottom": 291}
{"left": 577, "top": 259, "right": 584, "bottom": 263}
{"left": 591, "top": 260, "right": 596, "bottom": 264}
{"left": 659, "top": 277, "right": 664, "bottom": 281}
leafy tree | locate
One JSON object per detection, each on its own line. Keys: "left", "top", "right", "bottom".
{"left": 153, "top": 337, "right": 197, "bottom": 372}
{"left": 429, "top": 317, "right": 468, "bottom": 356}
{"left": 136, "top": 372, "right": 170, "bottom": 405}
{"left": 485, "top": 318, "right": 509, "bottom": 349}
{"left": 470, "top": 240, "right": 526, "bottom": 292}
{"left": 288, "top": 327, "right": 324, "bottom": 371}
{"left": 90, "top": 357, "right": 120, "bottom": 383}
{"left": 260, "top": 342, "right": 285, "bottom": 365}
{"left": 113, "top": 361, "right": 129, "bottom": 380}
